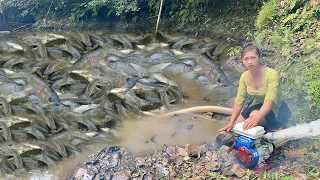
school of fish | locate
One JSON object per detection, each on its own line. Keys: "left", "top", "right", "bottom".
{"left": 0, "top": 30, "right": 230, "bottom": 174}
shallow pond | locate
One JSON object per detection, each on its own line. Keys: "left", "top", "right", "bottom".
{"left": 0, "top": 30, "right": 240, "bottom": 179}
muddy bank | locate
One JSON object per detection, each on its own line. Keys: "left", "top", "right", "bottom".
{"left": 66, "top": 143, "right": 233, "bottom": 180}
{"left": 66, "top": 140, "right": 320, "bottom": 180}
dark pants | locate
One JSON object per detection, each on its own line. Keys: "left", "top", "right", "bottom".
{"left": 241, "top": 100, "right": 292, "bottom": 132}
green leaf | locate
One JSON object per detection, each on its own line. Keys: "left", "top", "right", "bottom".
{"left": 289, "top": 0, "right": 297, "bottom": 10}
{"left": 282, "top": 13, "right": 298, "bottom": 24}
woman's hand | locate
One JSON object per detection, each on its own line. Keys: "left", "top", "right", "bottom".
{"left": 243, "top": 116, "right": 260, "bottom": 130}
{"left": 217, "top": 121, "right": 234, "bottom": 132}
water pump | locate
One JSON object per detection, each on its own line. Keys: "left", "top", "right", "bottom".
{"left": 229, "top": 122, "right": 275, "bottom": 171}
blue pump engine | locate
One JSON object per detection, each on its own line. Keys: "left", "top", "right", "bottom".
{"left": 232, "top": 122, "right": 274, "bottom": 168}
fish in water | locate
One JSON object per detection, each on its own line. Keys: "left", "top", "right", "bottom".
{"left": 150, "top": 134, "right": 158, "bottom": 143}
{"left": 198, "top": 53, "right": 229, "bottom": 86}
{"left": 0, "top": 30, "right": 232, "bottom": 176}
{"left": 186, "top": 125, "right": 193, "bottom": 130}
{"left": 95, "top": 146, "right": 120, "bottom": 158}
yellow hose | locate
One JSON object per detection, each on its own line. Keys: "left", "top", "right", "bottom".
{"left": 156, "top": 106, "right": 233, "bottom": 119}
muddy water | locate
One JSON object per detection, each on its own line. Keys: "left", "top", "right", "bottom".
{"left": 10, "top": 73, "right": 235, "bottom": 180}
{"left": 118, "top": 114, "right": 225, "bottom": 152}
{"left": 176, "top": 76, "right": 236, "bottom": 107}
{"left": 28, "top": 116, "right": 224, "bottom": 180}
{"left": 117, "top": 74, "right": 236, "bottom": 155}
{"left": 0, "top": 30, "right": 240, "bottom": 179}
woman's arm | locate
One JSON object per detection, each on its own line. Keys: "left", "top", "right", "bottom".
{"left": 218, "top": 72, "right": 247, "bottom": 132}
{"left": 255, "top": 100, "right": 273, "bottom": 120}
{"left": 243, "top": 100, "right": 273, "bottom": 130}
{"left": 230, "top": 103, "right": 243, "bottom": 124}
{"left": 218, "top": 103, "right": 243, "bottom": 132}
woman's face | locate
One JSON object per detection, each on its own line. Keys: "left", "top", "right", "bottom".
{"left": 242, "top": 50, "right": 260, "bottom": 70}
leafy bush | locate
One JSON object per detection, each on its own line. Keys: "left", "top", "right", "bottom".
{"left": 227, "top": 46, "right": 242, "bottom": 57}
{"left": 0, "top": 0, "right": 141, "bottom": 21}
{"left": 256, "top": 0, "right": 281, "bottom": 29}
{"left": 255, "top": 0, "right": 320, "bottom": 122}
{"left": 305, "top": 57, "right": 320, "bottom": 113}
{"left": 86, "top": 0, "right": 139, "bottom": 16}
{"left": 147, "top": 0, "right": 210, "bottom": 23}
{"left": 0, "top": 0, "right": 264, "bottom": 25}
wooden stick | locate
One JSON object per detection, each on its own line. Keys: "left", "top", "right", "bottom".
{"left": 155, "top": 0, "right": 164, "bottom": 37}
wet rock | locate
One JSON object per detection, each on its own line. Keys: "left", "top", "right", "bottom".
{"left": 183, "top": 156, "right": 191, "bottom": 161}
{"left": 205, "top": 158, "right": 220, "bottom": 171}
{"left": 161, "top": 158, "right": 169, "bottom": 166}
{"left": 230, "top": 164, "right": 246, "bottom": 178}
{"left": 170, "top": 172, "right": 177, "bottom": 178}
{"left": 203, "top": 112, "right": 213, "bottom": 119}
{"left": 193, "top": 176, "right": 206, "bottom": 180}
{"left": 71, "top": 166, "right": 94, "bottom": 180}
{"left": 183, "top": 170, "right": 192, "bottom": 178}
{"left": 212, "top": 112, "right": 230, "bottom": 120}
{"left": 195, "top": 161, "right": 206, "bottom": 170}
{"left": 166, "top": 146, "right": 176, "bottom": 158}
{"left": 222, "top": 167, "right": 234, "bottom": 176}
{"left": 111, "top": 171, "right": 130, "bottom": 180}
{"left": 187, "top": 144, "right": 204, "bottom": 158}
{"left": 135, "top": 157, "right": 146, "bottom": 168}
{"left": 177, "top": 147, "right": 188, "bottom": 157}
{"left": 215, "top": 131, "right": 235, "bottom": 147}
{"left": 155, "top": 164, "right": 170, "bottom": 176}
{"left": 131, "top": 172, "right": 140, "bottom": 178}
{"left": 226, "top": 57, "right": 246, "bottom": 73}
{"left": 142, "top": 171, "right": 154, "bottom": 180}
{"left": 176, "top": 157, "right": 183, "bottom": 166}
{"left": 217, "top": 145, "right": 236, "bottom": 168}
{"left": 67, "top": 146, "right": 122, "bottom": 179}
{"left": 206, "top": 151, "right": 213, "bottom": 158}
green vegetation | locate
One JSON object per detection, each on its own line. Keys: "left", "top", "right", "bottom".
{"left": 0, "top": 0, "right": 262, "bottom": 26}
{"left": 257, "top": 171, "right": 293, "bottom": 180}
{"left": 296, "top": 139, "right": 320, "bottom": 159}
{"left": 256, "top": 0, "right": 281, "bottom": 29}
{"left": 227, "top": 46, "right": 243, "bottom": 57}
{"left": 208, "top": 169, "right": 295, "bottom": 179}
{"left": 0, "top": 0, "right": 263, "bottom": 22}
{"left": 208, "top": 171, "right": 228, "bottom": 180}
{"left": 303, "top": 165, "right": 320, "bottom": 179}
{"left": 147, "top": 0, "right": 211, "bottom": 23}
{"left": 254, "top": 0, "right": 320, "bottom": 123}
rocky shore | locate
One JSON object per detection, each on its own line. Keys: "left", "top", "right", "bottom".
{"left": 66, "top": 138, "right": 320, "bottom": 180}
